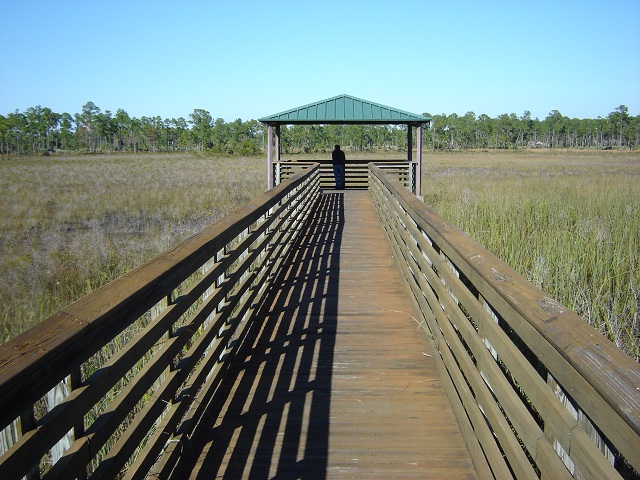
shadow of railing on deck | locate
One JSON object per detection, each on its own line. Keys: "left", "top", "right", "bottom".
{"left": 172, "top": 193, "right": 344, "bottom": 479}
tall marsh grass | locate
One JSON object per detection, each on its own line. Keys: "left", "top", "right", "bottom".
{"left": 0, "top": 152, "right": 265, "bottom": 342}
{"left": 3, "top": 150, "right": 638, "bottom": 361}
{"left": 423, "top": 150, "right": 640, "bottom": 359}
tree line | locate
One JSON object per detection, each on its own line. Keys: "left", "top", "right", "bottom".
{"left": 1, "top": 102, "right": 638, "bottom": 156}
{"left": 429, "top": 106, "right": 639, "bottom": 150}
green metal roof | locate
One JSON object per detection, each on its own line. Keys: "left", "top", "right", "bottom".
{"left": 259, "top": 94, "right": 431, "bottom": 125}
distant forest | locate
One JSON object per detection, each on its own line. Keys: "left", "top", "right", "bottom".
{"left": 1, "top": 102, "right": 638, "bottom": 156}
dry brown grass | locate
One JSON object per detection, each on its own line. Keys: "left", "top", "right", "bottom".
{"left": 0, "top": 152, "right": 266, "bottom": 341}
{"left": 2, "top": 149, "right": 639, "bottom": 359}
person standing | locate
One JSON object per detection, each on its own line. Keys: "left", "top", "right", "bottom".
{"left": 332, "top": 144, "right": 346, "bottom": 189}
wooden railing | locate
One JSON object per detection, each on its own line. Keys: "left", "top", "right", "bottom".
{"left": 369, "top": 163, "right": 640, "bottom": 479}
{"left": 2, "top": 161, "right": 639, "bottom": 480}
{"left": 0, "top": 165, "right": 320, "bottom": 480}
{"left": 275, "top": 159, "right": 416, "bottom": 192}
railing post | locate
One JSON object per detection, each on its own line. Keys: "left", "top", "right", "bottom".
{"left": 416, "top": 124, "right": 423, "bottom": 197}
{"left": 20, "top": 408, "right": 39, "bottom": 480}
{"left": 408, "top": 162, "right": 415, "bottom": 194}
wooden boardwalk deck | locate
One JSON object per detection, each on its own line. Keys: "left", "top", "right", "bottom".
{"left": 169, "top": 190, "right": 478, "bottom": 479}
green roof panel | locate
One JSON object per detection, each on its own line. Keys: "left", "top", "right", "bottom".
{"left": 259, "top": 94, "right": 430, "bottom": 125}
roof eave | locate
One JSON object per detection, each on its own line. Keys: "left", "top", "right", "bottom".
{"left": 258, "top": 119, "right": 430, "bottom": 126}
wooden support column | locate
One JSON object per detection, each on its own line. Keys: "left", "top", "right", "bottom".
{"left": 416, "top": 124, "right": 423, "bottom": 197}
{"left": 275, "top": 125, "right": 282, "bottom": 185}
{"left": 267, "top": 124, "right": 274, "bottom": 190}
{"left": 407, "top": 125, "right": 414, "bottom": 194}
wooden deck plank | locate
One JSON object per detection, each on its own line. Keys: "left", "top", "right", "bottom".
{"left": 169, "top": 190, "right": 478, "bottom": 479}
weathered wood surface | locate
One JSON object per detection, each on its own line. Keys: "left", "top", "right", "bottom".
{"left": 168, "top": 190, "right": 478, "bottom": 479}
{"left": 0, "top": 166, "right": 321, "bottom": 480}
{"left": 369, "top": 164, "right": 640, "bottom": 479}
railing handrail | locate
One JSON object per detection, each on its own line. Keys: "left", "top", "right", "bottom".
{"left": 369, "top": 163, "right": 640, "bottom": 479}
{"left": 274, "top": 158, "right": 411, "bottom": 162}
{"left": 0, "top": 164, "right": 321, "bottom": 479}
{"left": 274, "top": 159, "right": 417, "bottom": 193}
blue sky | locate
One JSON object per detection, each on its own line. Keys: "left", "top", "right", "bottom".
{"left": 1, "top": 0, "right": 639, "bottom": 122}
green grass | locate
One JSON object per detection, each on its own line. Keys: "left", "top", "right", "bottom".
{"left": 0, "top": 152, "right": 266, "bottom": 342}
{"left": 422, "top": 149, "right": 640, "bottom": 359}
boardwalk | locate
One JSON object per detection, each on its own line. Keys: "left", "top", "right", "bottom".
{"left": 170, "top": 190, "right": 477, "bottom": 479}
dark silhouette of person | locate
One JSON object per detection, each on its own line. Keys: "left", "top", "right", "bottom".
{"left": 332, "top": 144, "right": 346, "bottom": 189}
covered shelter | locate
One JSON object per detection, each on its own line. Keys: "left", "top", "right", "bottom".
{"left": 259, "top": 94, "right": 431, "bottom": 195}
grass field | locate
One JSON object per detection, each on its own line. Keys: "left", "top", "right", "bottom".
{"left": 0, "top": 152, "right": 266, "bottom": 341}
{"left": 422, "top": 149, "right": 640, "bottom": 360}
{"left": 1, "top": 149, "right": 638, "bottom": 360}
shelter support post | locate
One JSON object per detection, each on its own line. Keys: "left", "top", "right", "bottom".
{"left": 407, "top": 125, "right": 414, "bottom": 194}
{"left": 267, "top": 125, "right": 274, "bottom": 190}
{"left": 275, "top": 125, "right": 281, "bottom": 184}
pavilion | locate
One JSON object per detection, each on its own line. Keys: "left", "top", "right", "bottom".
{"left": 259, "top": 94, "right": 431, "bottom": 194}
